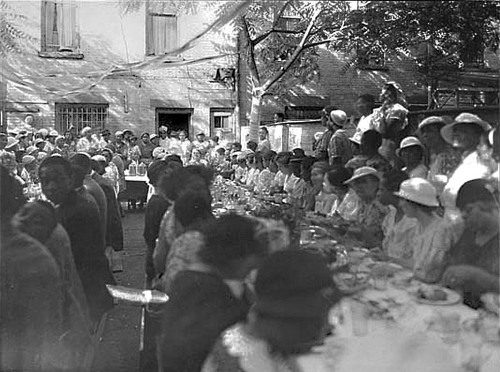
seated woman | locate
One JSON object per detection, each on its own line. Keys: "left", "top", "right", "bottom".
{"left": 318, "top": 166, "right": 352, "bottom": 217}
{"left": 188, "top": 148, "right": 209, "bottom": 167}
{"left": 377, "top": 169, "right": 418, "bottom": 261}
{"left": 270, "top": 152, "right": 292, "bottom": 194}
{"left": 396, "top": 136, "right": 428, "bottom": 179}
{"left": 157, "top": 215, "right": 269, "bottom": 372}
{"left": 161, "top": 190, "right": 214, "bottom": 292}
{"left": 394, "top": 178, "right": 455, "bottom": 283}
{"left": 245, "top": 152, "right": 262, "bottom": 189}
{"left": 442, "top": 179, "right": 499, "bottom": 308}
{"left": 303, "top": 160, "right": 330, "bottom": 212}
{"left": 343, "top": 167, "right": 388, "bottom": 248}
{"left": 203, "top": 250, "right": 342, "bottom": 372}
{"left": 254, "top": 150, "right": 277, "bottom": 194}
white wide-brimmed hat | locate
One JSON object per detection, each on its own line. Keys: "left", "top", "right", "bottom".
{"left": 417, "top": 116, "right": 448, "bottom": 133}
{"left": 349, "top": 131, "right": 363, "bottom": 145}
{"left": 394, "top": 178, "right": 439, "bottom": 207}
{"left": 440, "top": 113, "right": 491, "bottom": 145}
{"left": 80, "top": 126, "right": 92, "bottom": 135}
{"left": 330, "top": 110, "right": 347, "bottom": 127}
{"left": 396, "top": 136, "right": 424, "bottom": 157}
{"left": 344, "top": 166, "right": 379, "bottom": 184}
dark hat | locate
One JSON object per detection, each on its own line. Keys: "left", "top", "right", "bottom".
{"left": 197, "top": 132, "right": 206, "bottom": 137}
{"left": 254, "top": 251, "right": 339, "bottom": 319}
{"left": 456, "top": 179, "right": 497, "bottom": 210}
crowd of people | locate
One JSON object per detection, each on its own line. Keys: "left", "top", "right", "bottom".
{"left": 1, "top": 79, "right": 499, "bottom": 372}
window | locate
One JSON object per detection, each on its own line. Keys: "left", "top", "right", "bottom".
{"left": 55, "top": 103, "right": 108, "bottom": 134}
{"left": 146, "top": 13, "right": 178, "bottom": 56}
{"left": 210, "top": 109, "right": 233, "bottom": 135}
{"left": 41, "top": 0, "right": 80, "bottom": 54}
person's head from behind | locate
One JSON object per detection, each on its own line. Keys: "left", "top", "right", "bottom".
{"left": 0, "top": 165, "right": 26, "bottom": 226}
{"left": 355, "top": 94, "right": 375, "bottom": 116}
{"left": 377, "top": 169, "right": 409, "bottom": 206}
{"left": 199, "top": 214, "right": 268, "bottom": 280}
{"left": 250, "top": 250, "right": 341, "bottom": 355}
{"left": 310, "top": 161, "right": 330, "bottom": 188}
{"left": 12, "top": 201, "right": 57, "bottom": 243}
{"left": 147, "top": 160, "right": 170, "bottom": 187}
{"left": 69, "top": 152, "right": 92, "bottom": 175}
{"left": 456, "top": 179, "right": 499, "bottom": 233}
{"left": 344, "top": 167, "right": 380, "bottom": 202}
{"left": 323, "top": 166, "right": 351, "bottom": 197}
{"left": 231, "top": 142, "right": 242, "bottom": 152}
{"left": 380, "top": 83, "right": 399, "bottom": 104}
{"left": 262, "top": 150, "right": 277, "bottom": 169}
{"left": 360, "top": 130, "right": 382, "bottom": 156}
{"left": 247, "top": 140, "right": 258, "bottom": 152}
{"left": 90, "top": 158, "right": 106, "bottom": 176}
{"left": 174, "top": 190, "right": 213, "bottom": 231}
{"left": 159, "top": 167, "right": 211, "bottom": 203}
{"left": 38, "top": 156, "right": 74, "bottom": 205}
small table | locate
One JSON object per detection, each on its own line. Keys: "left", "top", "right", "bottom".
{"left": 118, "top": 175, "right": 150, "bottom": 208}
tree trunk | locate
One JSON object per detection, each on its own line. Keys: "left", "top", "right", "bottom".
{"left": 248, "top": 93, "right": 263, "bottom": 143}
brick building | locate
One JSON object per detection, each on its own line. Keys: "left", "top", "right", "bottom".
{"left": 1, "top": 0, "right": 239, "bottom": 142}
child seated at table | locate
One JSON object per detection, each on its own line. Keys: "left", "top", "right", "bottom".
{"left": 343, "top": 167, "right": 388, "bottom": 248}
{"left": 377, "top": 169, "right": 418, "bottom": 261}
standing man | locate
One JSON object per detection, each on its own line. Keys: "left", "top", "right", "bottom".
{"left": 314, "top": 105, "right": 337, "bottom": 161}
{"left": 328, "top": 110, "right": 353, "bottom": 166}
{"left": 158, "top": 126, "right": 170, "bottom": 151}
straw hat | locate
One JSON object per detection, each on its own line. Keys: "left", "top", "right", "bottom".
{"left": 394, "top": 178, "right": 439, "bottom": 207}
{"left": 22, "top": 155, "right": 36, "bottom": 165}
{"left": 440, "top": 113, "right": 491, "bottom": 145}
{"left": 37, "top": 128, "right": 49, "bottom": 137}
{"left": 158, "top": 126, "right": 168, "bottom": 133}
{"left": 330, "top": 110, "right": 347, "bottom": 127}
{"left": 152, "top": 147, "right": 167, "bottom": 159}
{"left": 5, "top": 136, "right": 19, "bottom": 149}
{"left": 344, "top": 166, "right": 379, "bottom": 184}
{"left": 80, "top": 126, "right": 92, "bottom": 136}
{"left": 396, "top": 136, "right": 424, "bottom": 157}
{"left": 417, "top": 116, "right": 448, "bottom": 133}
{"left": 91, "top": 155, "right": 106, "bottom": 162}
{"left": 115, "top": 130, "right": 124, "bottom": 137}
{"left": 49, "top": 129, "right": 59, "bottom": 137}
{"left": 150, "top": 133, "right": 158, "bottom": 141}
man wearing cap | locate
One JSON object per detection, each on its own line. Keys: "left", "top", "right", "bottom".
{"left": 314, "top": 105, "right": 337, "bottom": 161}
{"left": 158, "top": 126, "right": 170, "bottom": 151}
{"left": 77, "top": 127, "right": 93, "bottom": 153}
{"left": 328, "top": 110, "right": 353, "bottom": 166}
{"left": 440, "top": 113, "right": 492, "bottom": 215}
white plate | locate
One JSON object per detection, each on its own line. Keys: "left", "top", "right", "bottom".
{"left": 414, "top": 286, "right": 461, "bottom": 306}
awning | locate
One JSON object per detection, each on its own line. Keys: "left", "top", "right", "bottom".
{"left": 283, "top": 95, "right": 330, "bottom": 107}
{"left": 150, "top": 98, "right": 191, "bottom": 108}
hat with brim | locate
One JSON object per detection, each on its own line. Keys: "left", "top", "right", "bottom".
{"left": 80, "top": 127, "right": 92, "bottom": 136}
{"left": 344, "top": 166, "right": 379, "bottom": 184}
{"left": 115, "top": 130, "right": 124, "bottom": 137}
{"left": 91, "top": 155, "right": 107, "bottom": 162}
{"left": 150, "top": 134, "right": 158, "bottom": 141}
{"left": 440, "top": 113, "right": 491, "bottom": 145}
{"left": 330, "top": 110, "right": 347, "bottom": 127}
{"left": 417, "top": 116, "right": 448, "bottom": 133}
{"left": 49, "top": 130, "right": 59, "bottom": 137}
{"left": 5, "top": 137, "right": 19, "bottom": 149}
{"left": 394, "top": 178, "right": 439, "bottom": 207}
{"left": 22, "top": 155, "right": 36, "bottom": 165}
{"left": 152, "top": 147, "right": 167, "bottom": 159}
{"left": 26, "top": 146, "right": 38, "bottom": 155}
{"left": 158, "top": 126, "right": 168, "bottom": 133}
{"left": 396, "top": 136, "right": 424, "bottom": 157}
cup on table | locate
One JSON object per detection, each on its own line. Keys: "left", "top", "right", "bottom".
{"left": 350, "top": 300, "right": 369, "bottom": 337}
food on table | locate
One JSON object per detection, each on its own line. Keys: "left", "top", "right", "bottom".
{"left": 417, "top": 287, "right": 448, "bottom": 302}
{"left": 334, "top": 272, "right": 370, "bottom": 293}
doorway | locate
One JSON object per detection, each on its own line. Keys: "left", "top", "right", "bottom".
{"left": 156, "top": 108, "right": 192, "bottom": 137}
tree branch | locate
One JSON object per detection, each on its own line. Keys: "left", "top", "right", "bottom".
{"left": 241, "top": 16, "right": 261, "bottom": 91}
{"left": 260, "top": 5, "right": 322, "bottom": 93}
{"left": 252, "top": 0, "right": 293, "bottom": 46}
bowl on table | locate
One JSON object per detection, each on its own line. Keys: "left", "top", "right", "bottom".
{"left": 333, "top": 272, "right": 371, "bottom": 294}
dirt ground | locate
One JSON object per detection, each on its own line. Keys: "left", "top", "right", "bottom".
{"left": 91, "top": 210, "right": 146, "bottom": 372}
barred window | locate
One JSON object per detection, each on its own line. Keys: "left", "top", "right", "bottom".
{"left": 55, "top": 103, "right": 108, "bottom": 134}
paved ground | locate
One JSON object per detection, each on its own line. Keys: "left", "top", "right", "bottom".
{"left": 91, "top": 209, "right": 146, "bottom": 372}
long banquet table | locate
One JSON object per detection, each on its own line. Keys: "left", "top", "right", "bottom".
{"left": 211, "top": 178, "right": 500, "bottom": 372}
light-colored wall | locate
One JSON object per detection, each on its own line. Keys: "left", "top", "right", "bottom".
{"left": 3, "top": 0, "right": 238, "bottom": 140}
